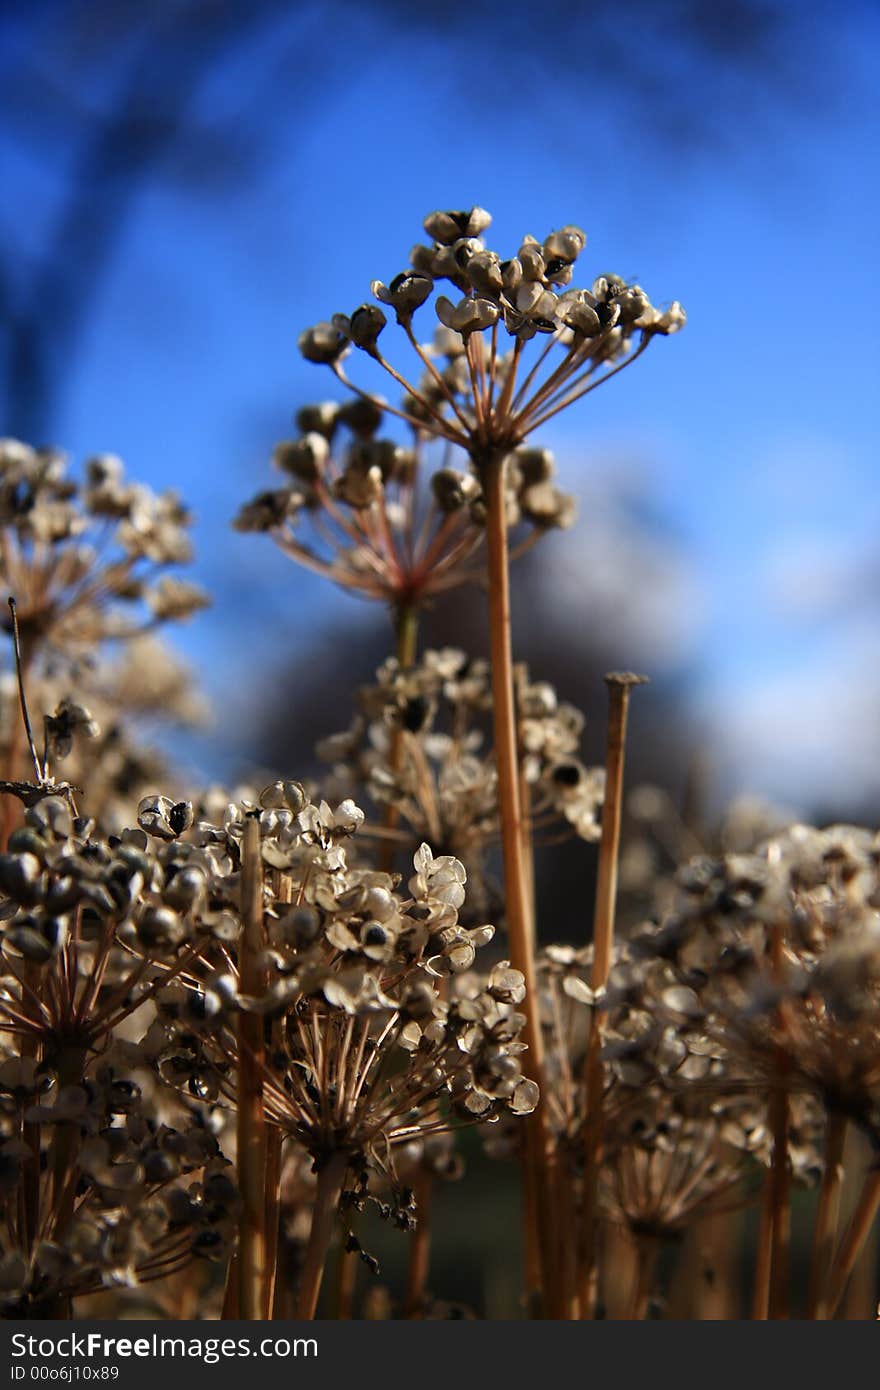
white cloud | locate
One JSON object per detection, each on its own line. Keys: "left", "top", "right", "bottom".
{"left": 703, "top": 618, "right": 880, "bottom": 809}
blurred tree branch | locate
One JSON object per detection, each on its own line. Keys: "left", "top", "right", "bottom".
{"left": 0, "top": 0, "right": 290, "bottom": 439}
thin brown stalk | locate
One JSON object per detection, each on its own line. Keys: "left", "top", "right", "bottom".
{"left": 263, "top": 1129, "right": 282, "bottom": 1319}
{"left": 221, "top": 1253, "right": 239, "bottom": 1318}
{"left": 236, "top": 814, "right": 267, "bottom": 1321}
{"left": 402, "top": 322, "right": 472, "bottom": 433}
{"left": 262, "top": 873, "right": 291, "bottom": 1319}
{"left": 767, "top": 1078, "right": 791, "bottom": 1319}
{"left": 842, "top": 1129, "right": 878, "bottom": 1318}
{"left": 49, "top": 1045, "right": 87, "bottom": 1237}
{"left": 579, "top": 673, "right": 646, "bottom": 1318}
{"left": 520, "top": 1127, "right": 543, "bottom": 1318}
{"left": 592, "top": 673, "right": 645, "bottom": 983}
{"left": 824, "top": 1167, "right": 880, "bottom": 1318}
{"left": 578, "top": 1039, "right": 604, "bottom": 1320}
{"left": 515, "top": 664, "right": 537, "bottom": 951}
{"left": 491, "top": 338, "right": 523, "bottom": 429}
{"left": 40, "top": 1043, "right": 88, "bottom": 1317}
{"left": 481, "top": 447, "right": 555, "bottom": 1312}
{"left": 626, "top": 1236, "right": 659, "bottom": 1320}
{"left": 808, "top": 1110, "right": 848, "bottom": 1318}
{"left": 765, "top": 923, "right": 791, "bottom": 1320}
{"left": 404, "top": 1171, "right": 434, "bottom": 1318}
{"left": 295, "top": 1151, "right": 349, "bottom": 1319}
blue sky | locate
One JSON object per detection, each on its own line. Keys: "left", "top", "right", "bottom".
{"left": 2, "top": 1, "right": 879, "bottom": 809}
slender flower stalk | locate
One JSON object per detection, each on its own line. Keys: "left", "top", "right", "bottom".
{"left": 332, "top": 1229, "right": 358, "bottom": 1320}
{"left": 296, "top": 1152, "right": 349, "bottom": 1319}
{"left": 767, "top": 1076, "right": 791, "bottom": 1319}
{"left": 579, "top": 673, "right": 646, "bottom": 1318}
{"left": 808, "top": 1111, "right": 848, "bottom": 1318}
{"left": 379, "top": 602, "right": 420, "bottom": 877}
{"left": 482, "top": 447, "right": 558, "bottom": 1309}
{"left": 287, "top": 206, "right": 682, "bottom": 1317}
{"left": 825, "top": 1168, "right": 880, "bottom": 1318}
{"left": 404, "top": 1170, "right": 434, "bottom": 1318}
{"left": 236, "top": 814, "right": 267, "bottom": 1320}
{"left": 626, "top": 1235, "right": 660, "bottom": 1320}
{"left": 757, "top": 924, "right": 791, "bottom": 1321}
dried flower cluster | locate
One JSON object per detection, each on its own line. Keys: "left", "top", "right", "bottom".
{"left": 236, "top": 401, "right": 573, "bottom": 621}
{"left": 7, "top": 201, "right": 875, "bottom": 1326}
{"left": 0, "top": 767, "right": 534, "bottom": 1317}
{"left": 318, "top": 647, "right": 604, "bottom": 913}
{"left": 0, "top": 440, "right": 207, "bottom": 670}
{"left": 298, "top": 207, "right": 683, "bottom": 458}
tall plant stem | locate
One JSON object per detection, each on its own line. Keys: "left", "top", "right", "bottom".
{"left": 296, "top": 1152, "right": 348, "bottom": 1319}
{"left": 263, "top": 869, "right": 291, "bottom": 1319}
{"left": 579, "top": 673, "right": 646, "bottom": 1318}
{"left": 808, "top": 1111, "right": 848, "bottom": 1318}
{"left": 40, "top": 1044, "right": 88, "bottom": 1318}
{"left": 824, "top": 1167, "right": 880, "bottom": 1319}
{"left": 481, "top": 448, "right": 556, "bottom": 1313}
{"left": 626, "top": 1236, "right": 659, "bottom": 1320}
{"left": 404, "top": 1171, "right": 434, "bottom": 1317}
{"left": 753, "top": 1091, "right": 790, "bottom": 1320}
{"left": 333, "top": 1232, "right": 358, "bottom": 1320}
{"left": 578, "top": 1040, "right": 604, "bottom": 1319}
{"left": 221, "top": 1254, "right": 239, "bottom": 1318}
{"left": 591, "top": 673, "right": 645, "bottom": 983}
{"left": 4, "top": 635, "right": 40, "bottom": 1241}
{"left": 754, "top": 920, "right": 792, "bottom": 1319}
{"left": 841, "top": 1129, "right": 878, "bottom": 1318}
{"left": 237, "top": 814, "right": 267, "bottom": 1321}
{"left": 752, "top": 1169, "right": 774, "bottom": 1318}
{"left": 767, "top": 1079, "right": 791, "bottom": 1318}
{"left": 515, "top": 664, "right": 537, "bottom": 950}
{"left": 50, "top": 1045, "right": 88, "bottom": 1236}
{"left": 263, "top": 1129, "right": 282, "bottom": 1319}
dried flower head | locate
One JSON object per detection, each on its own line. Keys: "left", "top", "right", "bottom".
{"left": 318, "top": 648, "right": 604, "bottom": 914}
{"left": 0, "top": 441, "right": 208, "bottom": 670}
{"left": 298, "top": 207, "right": 683, "bottom": 466}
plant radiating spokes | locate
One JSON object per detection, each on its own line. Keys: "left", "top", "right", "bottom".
{"left": 291, "top": 206, "right": 684, "bottom": 1313}
{"left": 6, "top": 206, "right": 880, "bottom": 1324}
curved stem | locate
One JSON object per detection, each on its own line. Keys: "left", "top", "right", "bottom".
{"left": 825, "top": 1167, "right": 880, "bottom": 1319}
{"left": 808, "top": 1111, "right": 848, "bottom": 1318}
{"left": 626, "top": 1236, "right": 659, "bottom": 1320}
